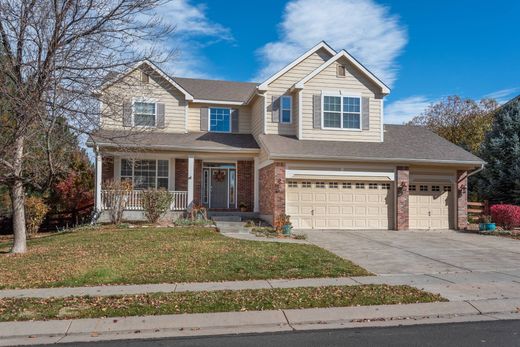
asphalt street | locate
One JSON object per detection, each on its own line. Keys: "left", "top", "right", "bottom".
{"left": 34, "top": 320, "right": 520, "bottom": 347}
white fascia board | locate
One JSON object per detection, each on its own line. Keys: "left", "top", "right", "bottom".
{"left": 294, "top": 50, "right": 391, "bottom": 95}
{"left": 286, "top": 169, "right": 395, "bottom": 181}
{"left": 191, "top": 99, "right": 244, "bottom": 106}
{"left": 100, "top": 60, "right": 194, "bottom": 101}
{"left": 257, "top": 41, "right": 336, "bottom": 90}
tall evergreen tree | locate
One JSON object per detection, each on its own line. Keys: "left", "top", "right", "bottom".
{"left": 478, "top": 96, "right": 520, "bottom": 204}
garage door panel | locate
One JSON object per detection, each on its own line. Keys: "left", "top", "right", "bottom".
{"left": 286, "top": 180, "right": 394, "bottom": 230}
{"left": 341, "top": 194, "right": 354, "bottom": 202}
{"left": 300, "top": 193, "right": 313, "bottom": 202}
{"left": 409, "top": 183, "right": 453, "bottom": 230}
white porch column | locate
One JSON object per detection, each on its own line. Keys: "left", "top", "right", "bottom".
{"left": 254, "top": 157, "right": 260, "bottom": 212}
{"left": 187, "top": 156, "right": 195, "bottom": 207}
{"left": 95, "top": 148, "right": 102, "bottom": 211}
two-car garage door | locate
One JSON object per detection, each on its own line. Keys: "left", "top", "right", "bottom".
{"left": 286, "top": 180, "right": 455, "bottom": 230}
{"left": 286, "top": 180, "right": 394, "bottom": 230}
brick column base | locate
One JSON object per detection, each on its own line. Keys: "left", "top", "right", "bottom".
{"left": 396, "top": 166, "right": 410, "bottom": 230}
{"left": 457, "top": 170, "right": 468, "bottom": 230}
{"left": 259, "top": 162, "right": 286, "bottom": 224}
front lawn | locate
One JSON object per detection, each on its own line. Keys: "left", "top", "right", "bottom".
{"left": 0, "top": 226, "right": 369, "bottom": 289}
{"left": 0, "top": 285, "right": 445, "bottom": 322}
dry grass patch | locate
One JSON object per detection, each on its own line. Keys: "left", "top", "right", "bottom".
{"left": 0, "top": 226, "right": 369, "bottom": 289}
{"left": 0, "top": 285, "right": 446, "bottom": 322}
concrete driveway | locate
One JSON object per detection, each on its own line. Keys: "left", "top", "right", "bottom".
{"left": 306, "top": 230, "right": 520, "bottom": 301}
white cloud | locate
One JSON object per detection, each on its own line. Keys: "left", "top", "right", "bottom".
{"left": 385, "top": 96, "right": 433, "bottom": 124}
{"left": 484, "top": 87, "right": 519, "bottom": 104}
{"left": 146, "top": 0, "right": 233, "bottom": 78}
{"left": 254, "top": 0, "right": 407, "bottom": 85}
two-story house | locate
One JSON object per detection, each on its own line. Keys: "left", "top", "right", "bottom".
{"left": 88, "top": 41, "right": 484, "bottom": 230}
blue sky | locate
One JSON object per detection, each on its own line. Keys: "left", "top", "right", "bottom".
{"left": 155, "top": 0, "right": 520, "bottom": 123}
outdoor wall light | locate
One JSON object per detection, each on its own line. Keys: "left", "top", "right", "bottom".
{"left": 397, "top": 181, "right": 408, "bottom": 195}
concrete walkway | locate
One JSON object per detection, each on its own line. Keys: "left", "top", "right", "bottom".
{"left": 2, "top": 298, "right": 520, "bottom": 346}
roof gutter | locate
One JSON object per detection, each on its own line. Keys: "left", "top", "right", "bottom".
{"left": 267, "top": 152, "right": 484, "bottom": 166}
{"left": 86, "top": 141, "right": 260, "bottom": 154}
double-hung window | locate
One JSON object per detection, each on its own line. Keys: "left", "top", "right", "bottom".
{"left": 120, "top": 159, "right": 169, "bottom": 190}
{"left": 280, "top": 96, "right": 292, "bottom": 123}
{"left": 322, "top": 95, "right": 361, "bottom": 130}
{"left": 133, "top": 101, "right": 156, "bottom": 127}
{"left": 210, "top": 108, "right": 231, "bottom": 132}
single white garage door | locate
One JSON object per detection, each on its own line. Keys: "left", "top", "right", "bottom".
{"left": 286, "top": 180, "right": 394, "bottom": 230}
{"left": 409, "top": 183, "right": 454, "bottom": 230}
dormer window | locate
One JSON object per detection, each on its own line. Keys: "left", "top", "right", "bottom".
{"left": 133, "top": 101, "right": 156, "bottom": 127}
{"left": 280, "top": 95, "right": 292, "bottom": 123}
{"left": 322, "top": 94, "right": 361, "bottom": 130}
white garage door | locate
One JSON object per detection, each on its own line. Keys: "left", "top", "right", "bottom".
{"left": 409, "top": 183, "right": 454, "bottom": 230}
{"left": 286, "top": 180, "right": 394, "bottom": 230}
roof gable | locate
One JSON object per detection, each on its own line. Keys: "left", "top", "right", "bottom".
{"left": 294, "top": 50, "right": 390, "bottom": 95}
{"left": 258, "top": 41, "right": 336, "bottom": 91}
{"left": 101, "top": 60, "right": 194, "bottom": 100}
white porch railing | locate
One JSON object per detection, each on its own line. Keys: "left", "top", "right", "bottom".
{"left": 101, "top": 190, "right": 188, "bottom": 211}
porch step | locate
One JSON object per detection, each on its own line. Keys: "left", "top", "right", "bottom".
{"left": 215, "top": 221, "right": 250, "bottom": 234}
{"left": 208, "top": 212, "right": 259, "bottom": 221}
{"left": 212, "top": 216, "right": 242, "bottom": 222}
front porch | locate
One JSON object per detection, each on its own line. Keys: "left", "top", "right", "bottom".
{"left": 94, "top": 152, "right": 259, "bottom": 219}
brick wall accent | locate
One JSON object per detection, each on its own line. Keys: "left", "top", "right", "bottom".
{"left": 175, "top": 159, "right": 187, "bottom": 191}
{"left": 396, "top": 166, "right": 409, "bottom": 230}
{"left": 259, "top": 162, "right": 286, "bottom": 223}
{"left": 101, "top": 156, "right": 114, "bottom": 184}
{"left": 194, "top": 160, "right": 202, "bottom": 205}
{"left": 237, "top": 161, "right": 254, "bottom": 212}
{"left": 457, "top": 170, "right": 468, "bottom": 230}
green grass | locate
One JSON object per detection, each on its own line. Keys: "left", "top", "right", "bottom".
{"left": 0, "top": 226, "right": 370, "bottom": 289}
{"left": 0, "top": 285, "right": 446, "bottom": 322}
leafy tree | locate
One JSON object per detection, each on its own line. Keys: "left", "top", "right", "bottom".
{"left": 408, "top": 96, "right": 498, "bottom": 154}
{"left": 478, "top": 96, "right": 520, "bottom": 204}
{"left": 0, "top": 0, "right": 173, "bottom": 253}
{"left": 51, "top": 150, "right": 94, "bottom": 225}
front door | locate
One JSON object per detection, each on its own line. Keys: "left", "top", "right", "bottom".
{"left": 210, "top": 169, "right": 228, "bottom": 208}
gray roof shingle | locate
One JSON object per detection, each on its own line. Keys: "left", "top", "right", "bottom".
{"left": 173, "top": 77, "right": 258, "bottom": 103}
{"left": 87, "top": 130, "right": 260, "bottom": 152}
{"left": 259, "top": 125, "right": 484, "bottom": 165}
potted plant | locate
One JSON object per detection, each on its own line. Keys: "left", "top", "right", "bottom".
{"left": 239, "top": 202, "right": 248, "bottom": 212}
{"left": 275, "top": 213, "right": 292, "bottom": 236}
{"left": 479, "top": 215, "right": 496, "bottom": 232}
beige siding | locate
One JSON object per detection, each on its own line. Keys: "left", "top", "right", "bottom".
{"left": 187, "top": 103, "right": 252, "bottom": 134}
{"left": 265, "top": 48, "right": 332, "bottom": 135}
{"left": 301, "top": 56, "right": 383, "bottom": 142}
{"left": 250, "top": 94, "right": 265, "bottom": 138}
{"left": 101, "top": 68, "right": 187, "bottom": 133}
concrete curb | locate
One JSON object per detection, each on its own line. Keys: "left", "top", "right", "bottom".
{"left": 1, "top": 299, "right": 520, "bottom": 346}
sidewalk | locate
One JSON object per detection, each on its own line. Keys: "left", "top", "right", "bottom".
{"left": 1, "top": 298, "right": 520, "bottom": 346}
{"left": 2, "top": 270, "right": 520, "bottom": 301}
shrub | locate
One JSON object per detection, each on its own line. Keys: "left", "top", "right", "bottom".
{"left": 103, "top": 180, "right": 132, "bottom": 224}
{"left": 25, "top": 196, "right": 49, "bottom": 234}
{"left": 490, "top": 204, "right": 520, "bottom": 230}
{"left": 142, "top": 189, "right": 173, "bottom": 223}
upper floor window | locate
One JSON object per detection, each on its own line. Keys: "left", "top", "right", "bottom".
{"left": 280, "top": 95, "right": 292, "bottom": 123}
{"left": 322, "top": 95, "right": 361, "bottom": 130}
{"left": 210, "top": 108, "right": 231, "bottom": 133}
{"left": 133, "top": 102, "right": 156, "bottom": 127}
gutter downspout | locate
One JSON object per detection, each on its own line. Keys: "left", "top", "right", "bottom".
{"left": 467, "top": 163, "right": 485, "bottom": 178}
